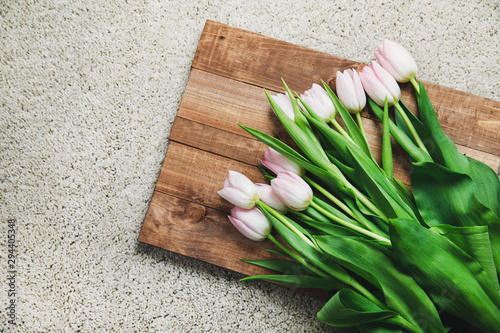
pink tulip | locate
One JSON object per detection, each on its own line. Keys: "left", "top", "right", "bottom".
{"left": 335, "top": 69, "right": 366, "bottom": 114}
{"left": 359, "top": 61, "right": 401, "bottom": 107}
{"left": 271, "top": 171, "right": 313, "bottom": 211}
{"left": 228, "top": 206, "right": 272, "bottom": 241}
{"left": 271, "top": 92, "right": 295, "bottom": 121}
{"left": 299, "top": 83, "right": 337, "bottom": 121}
{"left": 261, "top": 147, "right": 305, "bottom": 176}
{"left": 375, "top": 40, "right": 418, "bottom": 83}
{"left": 256, "top": 183, "right": 288, "bottom": 213}
{"left": 218, "top": 171, "right": 260, "bottom": 209}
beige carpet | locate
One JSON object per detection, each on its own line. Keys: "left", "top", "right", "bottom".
{"left": 1, "top": 0, "right": 498, "bottom": 331}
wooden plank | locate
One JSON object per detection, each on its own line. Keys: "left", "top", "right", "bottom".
{"left": 176, "top": 69, "right": 280, "bottom": 140}
{"left": 169, "top": 116, "right": 268, "bottom": 166}
{"left": 139, "top": 191, "right": 280, "bottom": 275}
{"left": 192, "top": 20, "right": 359, "bottom": 94}
{"left": 192, "top": 20, "right": 500, "bottom": 158}
{"left": 139, "top": 21, "right": 500, "bottom": 296}
{"left": 139, "top": 190, "right": 325, "bottom": 298}
{"left": 172, "top": 70, "right": 500, "bottom": 181}
{"left": 154, "top": 141, "right": 268, "bottom": 213}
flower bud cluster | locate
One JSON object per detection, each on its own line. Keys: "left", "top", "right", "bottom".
{"left": 218, "top": 149, "right": 313, "bottom": 241}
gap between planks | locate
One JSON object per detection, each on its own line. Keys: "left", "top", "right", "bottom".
{"left": 191, "top": 20, "right": 500, "bottom": 158}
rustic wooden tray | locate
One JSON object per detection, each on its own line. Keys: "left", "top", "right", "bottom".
{"left": 138, "top": 20, "right": 500, "bottom": 291}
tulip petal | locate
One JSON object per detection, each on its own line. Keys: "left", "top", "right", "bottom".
{"left": 218, "top": 187, "right": 255, "bottom": 209}
{"left": 230, "top": 207, "right": 271, "bottom": 241}
{"left": 370, "top": 62, "right": 401, "bottom": 103}
{"left": 336, "top": 71, "right": 360, "bottom": 113}
{"left": 271, "top": 92, "right": 295, "bottom": 121}
{"left": 256, "top": 183, "right": 289, "bottom": 213}
{"left": 360, "top": 68, "right": 393, "bottom": 107}
{"left": 227, "top": 171, "right": 259, "bottom": 200}
{"left": 228, "top": 215, "right": 265, "bottom": 241}
{"left": 375, "top": 51, "right": 405, "bottom": 82}
{"left": 350, "top": 69, "right": 367, "bottom": 111}
{"left": 376, "top": 40, "right": 418, "bottom": 82}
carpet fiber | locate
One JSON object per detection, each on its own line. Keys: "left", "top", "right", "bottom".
{"left": 1, "top": 0, "right": 498, "bottom": 331}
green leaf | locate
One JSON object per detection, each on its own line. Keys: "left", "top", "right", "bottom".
{"left": 411, "top": 161, "right": 500, "bottom": 274}
{"left": 311, "top": 195, "right": 385, "bottom": 235}
{"left": 416, "top": 82, "right": 469, "bottom": 173}
{"left": 322, "top": 80, "right": 375, "bottom": 161}
{"left": 241, "top": 259, "right": 317, "bottom": 276}
{"left": 265, "top": 89, "right": 332, "bottom": 171}
{"left": 241, "top": 274, "right": 344, "bottom": 290}
{"left": 315, "top": 235, "right": 444, "bottom": 333}
{"left": 390, "top": 218, "right": 500, "bottom": 332}
{"left": 382, "top": 98, "right": 393, "bottom": 178}
{"left": 265, "top": 249, "right": 293, "bottom": 259}
{"left": 302, "top": 205, "right": 333, "bottom": 224}
{"left": 430, "top": 224, "right": 499, "bottom": 289}
{"left": 367, "top": 98, "right": 432, "bottom": 163}
{"left": 281, "top": 80, "right": 323, "bottom": 150}
{"left": 239, "top": 125, "right": 338, "bottom": 180}
{"left": 326, "top": 152, "right": 358, "bottom": 183}
{"left": 394, "top": 100, "right": 429, "bottom": 148}
{"left": 336, "top": 322, "right": 404, "bottom": 333}
{"left": 317, "top": 289, "right": 400, "bottom": 328}
{"left": 344, "top": 146, "right": 400, "bottom": 219}
{"left": 467, "top": 156, "right": 500, "bottom": 217}
{"left": 240, "top": 123, "right": 349, "bottom": 193}
{"left": 260, "top": 208, "right": 355, "bottom": 287}
{"left": 301, "top": 219, "right": 364, "bottom": 237}
{"left": 299, "top": 107, "right": 409, "bottom": 221}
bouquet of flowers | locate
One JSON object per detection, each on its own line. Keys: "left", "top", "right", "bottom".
{"left": 217, "top": 41, "right": 500, "bottom": 332}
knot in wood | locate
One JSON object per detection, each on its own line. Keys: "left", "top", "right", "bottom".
{"left": 186, "top": 204, "right": 207, "bottom": 223}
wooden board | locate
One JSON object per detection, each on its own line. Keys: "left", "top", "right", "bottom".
{"left": 139, "top": 20, "right": 500, "bottom": 294}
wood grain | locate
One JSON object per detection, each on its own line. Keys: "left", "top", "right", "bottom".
{"left": 154, "top": 142, "right": 268, "bottom": 213}
{"left": 139, "top": 191, "right": 280, "bottom": 274}
{"left": 139, "top": 190, "right": 326, "bottom": 298}
{"left": 192, "top": 20, "right": 359, "bottom": 94}
{"left": 171, "top": 69, "right": 500, "bottom": 183}
{"left": 193, "top": 20, "right": 500, "bottom": 158}
{"left": 139, "top": 20, "right": 500, "bottom": 296}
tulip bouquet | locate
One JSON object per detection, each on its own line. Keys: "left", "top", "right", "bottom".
{"left": 218, "top": 40, "right": 500, "bottom": 332}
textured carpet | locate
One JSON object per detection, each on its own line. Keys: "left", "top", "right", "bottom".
{"left": 0, "top": 0, "right": 498, "bottom": 331}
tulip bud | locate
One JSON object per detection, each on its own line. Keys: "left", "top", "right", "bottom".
{"left": 262, "top": 147, "right": 305, "bottom": 176}
{"left": 271, "top": 92, "right": 295, "bottom": 121}
{"left": 218, "top": 171, "right": 260, "bottom": 209}
{"left": 359, "top": 61, "right": 401, "bottom": 107}
{"left": 256, "top": 183, "right": 288, "bottom": 213}
{"left": 271, "top": 171, "right": 313, "bottom": 211}
{"left": 375, "top": 40, "right": 417, "bottom": 83}
{"left": 228, "top": 206, "right": 272, "bottom": 241}
{"left": 335, "top": 69, "right": 366, "bottom": 114}
{"left": 299, "top": 83, "right": 337, "bottom": 121}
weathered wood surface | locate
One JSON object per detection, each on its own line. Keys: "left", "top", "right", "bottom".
{"left": 139, "top": 20, "right": 500, "bottom": 294}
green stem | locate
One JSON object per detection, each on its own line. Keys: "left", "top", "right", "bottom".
{"left": 355, "top": 112, "right": 367, "bottom": 138}
{"left": 266, "top": 234, "right": 328, "bottom": 278}
{"left": 288, "top": 210, "right": 316, "bottom": 222}
{"left": 268, "top": 234, "right": 386, "bottom": 310}
{"left": 382, "top": 98, "right": 393, "bottom": 178}
{"left": 309, "top": 201, "right": 391, "bottom": 247}
{"left": 257, "top": 201, "right": 316, "bottom": 249}
{"left": 394, "top": 101, "right": 429, "bottom": 154}
{"left": 383, "top": 316, "right": 421, "bottom": 333}
{"left": 355, "top": 112, "right": 378, "bottom": 164}
{"left": 303, "top": 175, "right": 380, "bottom": 232}
{"left": 312, "top": 196, "right": 387, "bottom": 237}
{"left": 349, "top": 185, "right": 390, "bottom": 224}
{"left": 330, "top": 118, "right": 353, "bottom": 143}
{"left": 409, "top": 77, "right": 420, "bottom": 95}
